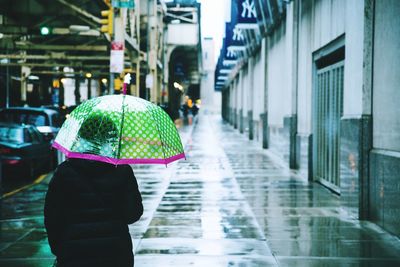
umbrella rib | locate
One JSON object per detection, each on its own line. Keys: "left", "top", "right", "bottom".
{"left": 117, "top": 95, "right": 126, "bottom": 160}
{"left": 175, "top": 118, "right": 185, "bottom": 157}
{"left": 146, "top": 105, "right": 168, "bottom": 165}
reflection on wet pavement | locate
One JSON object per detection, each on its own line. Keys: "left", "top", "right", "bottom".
{"left": 0, "top": 179, "right": 54, "bottom": 266}
{"left": 1, "top": 114, "right": 400, "bottom": 266}
{"left": 135, "top": 115, "right": 276, "bottom": 266}
{"left": 216, "top": 116, "right": 400, "bottom": 267}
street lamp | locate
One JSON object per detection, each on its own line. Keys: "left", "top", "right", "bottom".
{"left": 86, "top": 73, "right": 92, "bottom": 99}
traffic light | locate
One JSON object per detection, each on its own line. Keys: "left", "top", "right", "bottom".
{"left": 40, "top": 26, "right": 51, "bottom": 35}
{"left": 100, "top": 7, "right": 113, "bottom": 35}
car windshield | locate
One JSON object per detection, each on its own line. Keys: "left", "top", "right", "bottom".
{"left": 0, "top": 111, "right": 48, "bottom": 127}
{"left": 0, "top": 126, "right": 24, "bottom": 143}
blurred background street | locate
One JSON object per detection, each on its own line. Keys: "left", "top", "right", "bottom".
{"left": 1, "top": 114, "right": 400, "bottom": 266}
{"left": 1, "top": 0, "right": 400, "bottom": 266}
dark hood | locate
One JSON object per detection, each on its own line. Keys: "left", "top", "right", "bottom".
{"left": 66, "top": 158, "right": 117, "bottom": 177}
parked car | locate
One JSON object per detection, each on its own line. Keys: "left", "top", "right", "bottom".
{"left": 0, "top": 122, "right": 53, "bottom": 178}
{"left": 0, "top": 107, "right": 62, "bottom": 142}
{"left": 41, "top": 104, "right": 77, "bottom": 124}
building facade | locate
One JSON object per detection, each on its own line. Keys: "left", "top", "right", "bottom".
{"left": 219, "top": 0, "right": 400, "bottom": 237}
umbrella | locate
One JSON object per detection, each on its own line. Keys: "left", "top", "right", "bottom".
{"left": 52, "top": 94, "right": 185, "bottom": 165}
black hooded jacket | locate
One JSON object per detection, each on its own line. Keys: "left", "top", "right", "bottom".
{"left": 44, "top": 158, "right": 143, "bottom": 267}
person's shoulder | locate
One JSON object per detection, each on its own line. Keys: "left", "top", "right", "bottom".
{"left": 54, "top": 160, "right": 75, "bottom": 173}
{"left": 51, "top": 160, "right": 80, "bottom": 181}
{"left": 116, "top": 164, "right": 135, "bottom": 178}
{"left": 117, "top": 164, "right": 132, "bottom": 173}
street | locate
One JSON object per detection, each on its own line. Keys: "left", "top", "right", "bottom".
{"left": 1, "top": 113, "right": 399, "bottom": 266}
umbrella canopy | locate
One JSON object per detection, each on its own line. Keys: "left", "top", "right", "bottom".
{"left": 53, "top": 95, "right": 185, "bottom": 165}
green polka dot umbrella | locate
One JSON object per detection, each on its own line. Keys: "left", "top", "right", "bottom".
{"left": 53, "top": 95, "right": 185, "bottom": 165}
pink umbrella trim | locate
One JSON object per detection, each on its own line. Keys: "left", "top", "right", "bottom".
{"left": 52, "top": 141, "right": 185, "bottom": 165}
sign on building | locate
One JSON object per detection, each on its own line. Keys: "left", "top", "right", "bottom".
{"left": 225, "top": 22, "right": 245, "bottom": 54}
{"left": 145, "top": 74, "right": 153, "bottom": 89}
{"left": 110, "top": 41, "right": 124, "bottom": 73}
{"left": 236, "top": 0, "right": 258, "bottom": 28}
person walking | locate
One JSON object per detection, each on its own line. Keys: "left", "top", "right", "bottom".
{"left": 44, "top": 114, "right": 143, "bottom": 267}
{"left": 44, "top": 158, "right": 143, "bottom": 267}
{"left": 45, "top": 83, "right": 185, "bottom": 266}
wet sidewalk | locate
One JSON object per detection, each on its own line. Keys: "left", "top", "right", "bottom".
{"left": 1, "top": 114, "right": 400, "bottom": 266}
{"left": 0, "top": 120, "right": 195, "bottom": 267}
{"left": 134, "top": 114, "right": 400, "bottom": 266}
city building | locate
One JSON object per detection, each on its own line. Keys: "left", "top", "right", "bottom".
{"left": 218, "top": 0, "right": 400, "bottom": 236}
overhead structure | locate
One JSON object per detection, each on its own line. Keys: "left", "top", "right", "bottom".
{"left": 0, "top": 0, "right": 117, "bottom": 76}
{"left": 0, "top": 0, "right": 161, "bottom": 107}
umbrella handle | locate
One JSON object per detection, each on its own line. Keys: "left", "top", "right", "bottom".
{"left": 123, "top": 83, "right": 127, "bottom": 95}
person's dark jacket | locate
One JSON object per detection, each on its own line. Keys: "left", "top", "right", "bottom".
{"left": 44, "top": 158, "right": 143, "bottom": 267}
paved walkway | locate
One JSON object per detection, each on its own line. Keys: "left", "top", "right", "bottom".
{"left": 134, "top": 114, "right": 400, "bottom": 266}
{"left": 1, "top": 113, "right": 400, "bottom": 266}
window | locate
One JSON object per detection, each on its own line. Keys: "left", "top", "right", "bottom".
{"left": 0, "top": 126, "right": 24, "bottom": 143}
{"left": 27, "top": 114, "right": 46, "bottom": 126}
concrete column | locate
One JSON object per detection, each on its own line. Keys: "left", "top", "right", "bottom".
{"left": 248, "top": 109, "right": 254, "bottom": 140}
{"left": 145, "top": 0, "right": 158, "bottom": 102}
{"left": 358, "top": 0, "right": 374, "bottom": 220}
{"left": 239, "top": 109, "right": 244, "bottom": 133}
{"left": 289, "top": 0, "right": 300, "bottom": 169}
{"left": 233, "top": 78, "right": 237, "bottom": 128}
{"left": 339, "top": 0, "right": 373, "bottom": 220}
{"left": 229, "top": 85, "right": 234, "bottom": 124}
{"left": 228, "top": 87, "right": 231, "bottom": 124}
{"left": 230, "top": 88, "right": 233, "bottom": 121}
{"left": 59, "top": 80, "right": 64, "bottom": 107}
{"left": 151, "top": 1, "right": 158, "bottom": 103}
{"left": 135, "top": 0, "right": 141, "bottom": 97}
{"left": 234, "top": 74, "right": 238, "bottom": 129}
{"left": 135, "top": 59, "right": 140, "bottom": 97}
{"left": 111, "top": 8, "right": 126, "bottom": 95}
{"left": 262, "top": 38, "right": 269, "bottom": 149}
{"left": 225, "top": 91, "right": 228, "bottom": 121}
{"left": 239, "top": 70, "right": 244, "bottom": 133}
{"left": 74, "top": 75, "right": 81, "bottom": 105}
{"left": 248, "top": 57, "right": 254, "bottom": 140}
{"left": 252, "top": 50, "right": 264, "bottom": 144}
{"left": 87, "top": 78, "right": 92, "bottom": 99}
{"left": 243, "top": 65, "right": 249, "bottom": 133}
